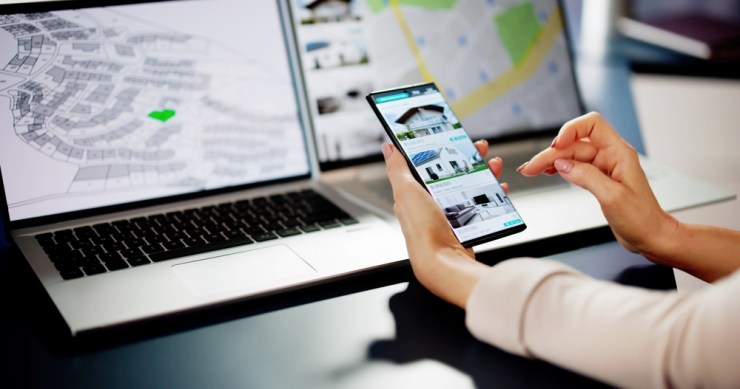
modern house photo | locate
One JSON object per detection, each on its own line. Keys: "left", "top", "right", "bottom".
{"left": 411, "top": 147, "right": 470, "bottom": 182}
{"left": 410, "top": 146, "right": 487, "bottom": 184}
{"left": 393, "top": 104, "right": 458, "bottom": 140}
{"left": 304, "top": 38, "right": 368, "bottom": 70}
{"left": 435, "top": 184, "right": 515, "bottom": 228}
{"left": 298, "top": 0, "right": 361, "bottom": 24}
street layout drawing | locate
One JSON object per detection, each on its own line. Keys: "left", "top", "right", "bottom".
{"left": 0, "top": 2, "right": 307, "bottom": 220}
{"left": 293, "top": 0, "right": 582, "bottom": 162}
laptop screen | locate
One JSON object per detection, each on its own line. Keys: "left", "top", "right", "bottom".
{"left": 0, "top": 0, "right": 311, "bottom": 223}
{"left": 289, "top": 0, "right": 582, "bottom": 169}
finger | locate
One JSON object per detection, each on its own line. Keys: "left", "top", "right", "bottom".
{"left": 553, "top": 158, "right": 621, "bottom": 202}
{"left": 553, "top": 112, "right": 625, "bottom": 150}
{"left": 474, "top": 139, "right": 489, "bottom": 158}
{"left": 382, "top": 143, "right": 424, "bottom": 201}
{"left": 382, "top": 143, "right": 413, "bottom": 185}
{"left": 500, "top": 182, "right": 509, "bottom": 193}
{"left": 487, "top": 156, "right": 503, "bottom": 178}
{"left": 520, "top": 141, "right": 598, "bottom": 176}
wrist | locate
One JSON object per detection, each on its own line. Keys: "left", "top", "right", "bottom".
{"left": 638, "top": 213, "right": 682, "bottom": 266}
{"left": 412, "top": 246, "right": 488, "bottom": 309}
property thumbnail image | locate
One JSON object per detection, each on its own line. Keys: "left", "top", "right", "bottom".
{"left": 393, "top": 104, "right": 461, "bottom": 141}
{"left": 315, "top": 80, "right": 372, "bottom": 115}
{"left": 410, "top": 146, "right": 487, "bottom": 184}
{"left": 295, "top": 0, "right": 361, "bottom": 25}
{"left": 304, "top": 37, "right": 368, "bottom": 70}
{"left": 436, "top": 185, "right": 515, "bottom": 229}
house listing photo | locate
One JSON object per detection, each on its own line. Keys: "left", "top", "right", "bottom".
{"left": 436, "top": 183, "right": 516, "bottom": 229}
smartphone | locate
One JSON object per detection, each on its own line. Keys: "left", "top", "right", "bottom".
{"left": 367, "top": 82, "right": 526, "bottom": 247}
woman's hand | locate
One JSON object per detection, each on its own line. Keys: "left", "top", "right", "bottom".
{"left": 382, "top": 140, "right": 503, "bottom": 308}
{"left": 519, "top": 112, "right": 678, "bottom": 259}
{"left": 519, "top": 112, "right": 740, "bottom": 282}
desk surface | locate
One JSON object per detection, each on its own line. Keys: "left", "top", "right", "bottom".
{"left": 1, "top": 228, "right": 675, "bottom": 389}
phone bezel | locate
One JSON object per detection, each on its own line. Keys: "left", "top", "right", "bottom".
{"left": 366, "top": 82, "right": 526, "bottom": 248}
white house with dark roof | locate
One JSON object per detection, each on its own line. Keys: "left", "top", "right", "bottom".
{"left": 305, "top": 0, "right": 352, "bottom": 22}
{"left": 395, "top": 104, "right": 454, "bottom": 138}
{"left": 304, "top": 39, "right": 363, "bottom": 69}
{"left": 411, "top": 147, "right": 471, "bottom": 182}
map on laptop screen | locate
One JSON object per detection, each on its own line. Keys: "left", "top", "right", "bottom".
{"left": 290, "top": 0, "right": 582, "bottom": 165}
{"left": 0, "top": 0, "right": 309, "bottom": 221}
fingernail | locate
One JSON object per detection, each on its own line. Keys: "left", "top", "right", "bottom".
{"left": 515, "top": 161, "right": 528, "bottom": 172}
{"left": 550, "top": 137, "right": 558, "bottom": 148}
{"left": 381, "top": 143, "right": 393, "bottom": 160}
{"left": 554, "top": 159, "right": 573, "bottom": 173}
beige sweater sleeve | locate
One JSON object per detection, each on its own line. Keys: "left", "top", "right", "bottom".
{"left": 465, "top": 258, "right": 740, "bottom": 389}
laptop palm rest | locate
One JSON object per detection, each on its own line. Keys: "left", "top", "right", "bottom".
{"left": 172, "top": 245, "right": 316, "bottom": 298}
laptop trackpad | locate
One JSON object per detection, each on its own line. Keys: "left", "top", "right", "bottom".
{"left": 172, "top": 245, "right": 316, "bottom": 298}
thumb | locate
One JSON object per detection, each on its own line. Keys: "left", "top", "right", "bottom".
{"left": 554, "top": 159, "right": 620, "bottom": 201}
{"left": 382, "top": 143, "right": 415, "bottom": 189}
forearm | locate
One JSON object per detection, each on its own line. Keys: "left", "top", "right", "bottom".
{"left": 647, "top": 221, "right": 740, "bottom": 282}
{"left": 466, "top": 258, "right": 740, "bottom": 388}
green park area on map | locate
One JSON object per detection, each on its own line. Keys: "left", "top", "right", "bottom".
{"left": 495, "top": 3, "right": 542, "bottom": 65}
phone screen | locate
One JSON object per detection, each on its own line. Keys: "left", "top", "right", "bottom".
{"left": 367, "top": 83, "right": 526, "bottom": 247}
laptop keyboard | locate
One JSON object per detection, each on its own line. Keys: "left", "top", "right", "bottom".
{"left": 34, "top": 189, "right": 358, "bottom": 280}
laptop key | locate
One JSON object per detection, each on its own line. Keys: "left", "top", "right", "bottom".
{"left": 182, "top": 236, "right": 205, "bottom": 247}
{"left": 243, "top": 225, "right": 265, "bottom": 235}
{"left": 73, "top": 226, "right": 97, "bottom": 239}
{"left": 98, "top": 252, "right": 122, "bottom": 262}
{"left": 280, "top": 218, "right": 301, "bottom": 228}
{"left": 53, "top": 230, "right": 74, "bottom": 242}
{"left": 105, "top": 260, "right": 129, "bottom": 271}
{"left": 102, "top": 241, "right": 126, "bottom": 252}
{"left": 163, "top": 240, "right": 186, "bottom": 250}
{"left": 127, "top": 256, "right": 150, "bottom": 267}
{"left": 251, "top": 232, "right": 278, "bottom": 242}
{"left": 55, "top": 261, "right": 79, "bottom": 272}
{"left": 93, "top": 222, "right": 115, "bottom": 235}
{"left": 123, "top": 237, "right": 146, "bottom": 248}
{"left": 260, "top": 222, "right": 283, "bottom": 232}
{"left": 81, "top": 246, "right": 105, "bottom": 257}
{"left": 119, "top": 247, "right": 143, "bottom": 259}
{"left": 142, "top": 244, "right": 164, "bottom": 254}
{"left": 300, "top": 224, "right": 321, "bottom": 233}
{"left": 203, "top": 233, "right": 226, "bottom": 243}
{"left": 276, "top": 228, "right": 302, "bottom": 237}
{"left": 35, "top": 235, "right": 56, "bottom": 247}
{"left": 82, "top": 263, "right": 107, "bottom": 276}
{"left": 223, "top": 229, "right": 247, "bottom": 240}
{"left": 35, "top": 232, "right": 54, "bottom": 241}
{"left": 60, "top": 268, "right": 84, "bottom": 280}
{"left": 318, "top": 220, "right": 341, "bottom": 229}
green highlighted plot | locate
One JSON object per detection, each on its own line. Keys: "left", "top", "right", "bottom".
{"left": 495, "top": 3, "right": 541, "bottom": 65}
{"left": 148, "top": 109, "right": 176, "bottom": 122}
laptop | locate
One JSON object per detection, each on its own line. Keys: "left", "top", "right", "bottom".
{"left": 287, "top": 0, "right": 735, "bottom": 252}
{"left": 290, "top": 0, "right": 580, "bottom": 213}
{"left": 0, "top": 0, "right": 733, "bottom": 337}
{"left": 0, "top": 0, "right": 408, "bottom": 335}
